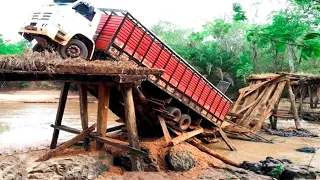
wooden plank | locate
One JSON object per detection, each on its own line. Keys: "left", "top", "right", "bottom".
{"left": 96, "top": 84, "right": 110, "bottom": 150}
{"left": 50, "top": 82, "right": 70, "bottom": 149}
{"left": 169, "top": 128, "right": 204, "bottom": 146}
{"left": 38, "top": 124, "right": 96, "bottom": 161}
{"left": 122, "top": 87, "right": 143, "bottom": 171}
{"left": 79, "top": 84, "right": 90, "bottom": 151}
{"left": 158, "top": 116, "right": 171, "bottom": 144}
{"left": 217, "top": 127, "right": 237, "bottom": 151}
{"left": 287, "top": 82, "right": 302, "bottom": 129}
{"left": 231, "top": 90, "right": 245, "bottom": 113}
{"left": 50, "top": 125, "right": 148, "bottom": 158}
{"left": 252, "top": 81, "right": 286, "bottom": 132}
{"left": 236, "top": 87, "right": 267, "bottom": 125}
{"left": 240, "top": 83, "right": 277, "bottom": 128}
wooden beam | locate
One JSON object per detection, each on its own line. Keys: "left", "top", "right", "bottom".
{"left": 287, "top": 82, "right": 302, "bottom": 130}
{"left": 50, "top": 125, "right": 148, "bottom": 158}
{"left": 96, "top": 84, "right": 110, "bottom": 150}
{"left": 217, "top": 127, "right": 237, "bottom": 151}
{"left": 158, "top": 116, "right": 171, "bottom": 144}
{"left": 79, "top": 84, "right": 90, "bottom": 151}
{"left": 308, "top": 84, "right": 314, "bottom": 109}
{"left": 169, "top": 128, "right": 203, "bottom": 146}
{"left": 122, "top": 87, "right": 143, "bottom": 171}
{"left": 39, "top": 124, "right": 96, "bottom": 161}
{"left": 50, "top": 82, "right": 70, "bottom": 149}
{"left": 252, "top": 81, "right": 286, "bottom": 132}
{"left": 231, "top": 90, "right": 245, "bottom": 113}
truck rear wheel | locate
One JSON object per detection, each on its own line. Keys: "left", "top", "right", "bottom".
{"left": 59, "top": 39, "right": 88, "bottom": 59}
{"left": 178, "top": 114, "right": 192, "bottom": 131}
{"left": 166, "top": 107, "right": 181, "bottom": 122}
{"left": 32, "top": 43, "right": 45, "bottom": 52}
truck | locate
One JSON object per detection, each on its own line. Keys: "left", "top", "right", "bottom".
{"left": 19, "top": 0, "right": 232, "bottom": 132}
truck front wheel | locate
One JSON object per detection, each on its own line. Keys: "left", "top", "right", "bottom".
{"left": 59, "top": 39, "right": 88, "bottom": 59}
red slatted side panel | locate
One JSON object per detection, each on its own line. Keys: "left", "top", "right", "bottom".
{"left": 177, "top": 69, "right": 192, "bottom": 93}
{"left": 161, "top": 56, "right": 177, "bottom": 81}
{"left": 95, "top": 15, "right": 123, "bottom": 50}
{"left": 220, "top": 102, "right": 231, "bottom": 119}
{"left": 107, "top": 15, "right": 232, "bottom": 121}
{"left": 185, "top": 75, "right": 199, "bottom": 97}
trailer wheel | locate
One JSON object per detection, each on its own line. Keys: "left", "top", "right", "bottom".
{"left": 178, "top": 114, "right": 192, "bottom": 131}
{"left": 166, "top": 107, "right": 181, "bottom": 122}
{"left": 59, "top": 39, "right": 88, "bottom": 59}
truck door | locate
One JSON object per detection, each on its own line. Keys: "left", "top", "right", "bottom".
{"left": 71, "top": 2, "right": 101, "bottom": 39}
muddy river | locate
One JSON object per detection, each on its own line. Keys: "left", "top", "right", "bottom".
{"left": 0, "top": 102, "right": 121, "bottom": 154}
{"left": 0, "top": 102, "right": 319, "bottom": 169}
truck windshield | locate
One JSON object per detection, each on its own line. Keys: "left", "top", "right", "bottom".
{"left": 72, "top": 2, "right": 95, "bottom": 21}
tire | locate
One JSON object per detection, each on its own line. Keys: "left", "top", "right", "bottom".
{"left": 59, "top": 39, "right": 88, "bottom": 59}
{"left": 32, "top": 43, "right": 45, "bottom": 52}
{"left": 166, "top": 107, "right": 181, "bottom": 122}
{"left": 178, "top": 114, "right": 192, "bottom": 131}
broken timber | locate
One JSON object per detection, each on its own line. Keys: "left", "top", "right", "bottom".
{"left": 227, "top": 73, "right": 320, "bottom": 135}
{"left": 0, "top": 58, "right": 164, "bottom": 172}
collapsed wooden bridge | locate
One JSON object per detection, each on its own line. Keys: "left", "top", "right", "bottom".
{"left": 0, "top": 54, "right": 239, "bottom": 170}
{"left": 226, "top": 72, "right": 320, "bottom": 138}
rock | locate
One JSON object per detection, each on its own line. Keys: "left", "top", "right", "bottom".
{"left": 296, "top": 147, "right": 316, "bottom": 153}
{"left": 166, "top": 149, "right": 196, "bottom": 171}
{"left": 241, "top": 161, "right": 263, "bottom": 173}
{"left": 280, "top": 164, "right": 320, "bottom": 180}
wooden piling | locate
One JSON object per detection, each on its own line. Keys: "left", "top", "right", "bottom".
{"left": 50, "top": 82, "right": 70, "bottom": 149}
{"left": 79, "top": 84, "right": 90, "bottom": 151}
{"left": 96, "top": 84, "right": 110, "bottom": 150}
{"left": 122, "top": 87, "right": 143, "bottom": 171}
{"left": 287, "top": 82, "right": 302, "bottom": 130}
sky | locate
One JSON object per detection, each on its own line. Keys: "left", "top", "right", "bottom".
{"left": 0, "top": 0, "right": 288, "bottom": 42}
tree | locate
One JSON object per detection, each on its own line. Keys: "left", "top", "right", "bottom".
{"left": 0, "top": 34, "right": 30, "bottom": 55}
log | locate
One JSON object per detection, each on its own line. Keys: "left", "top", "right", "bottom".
{"left": 287, "top": 82, "right": 302, "bottom": 129}
{"left": 38, "top": 124, "right": 96, "bottom": 161}
{"left": 50, "top": 82, "right": 70, "bottom": 149}
{"left": 96, "top": 84, "right": 110, "bottom": 150}
{"left": 252, "top": 81, "right": 286, "bottom": 132}
{"left": 79, "top": 84, "right": 90, "bottom": 151}
{"left": 169, "top": 128, "right": 204, "bottom": 146}
{"left": 189, "top": 138, "right": 240, "bottom": 167}
{"left": 158, "top": 116, "right": 171, "bottom": 144}
{"left": 231, "top": 90, "right": 244, "bottom": 113}
{"left": 308, "top": 84, "right": 314, "bottom": 109}
{"left": 122, "top": 87, "right": 143, "bottom": 171}
{"left": 217, "top": 127, "right": 237, "bottom": 151}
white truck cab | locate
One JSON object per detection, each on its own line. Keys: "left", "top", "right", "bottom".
{"left": 19, "top": 0, "right": 103, "bottom": 59}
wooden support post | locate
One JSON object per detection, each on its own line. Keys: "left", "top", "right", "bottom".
{"left": 298, "top": 85, "right": 307, "bottom": 113}
{"left": 287, "top": 82, "right": 302, "bottom": 130}
{"left": 39, "top": 124, "right": 96, "bottom": 161}
{"left": 96, "top": 84, "right": 110, "bottom": 150}
{"left": 122, "top": 87, "right": 143, "bottom": 171}
{"left": 50, "top": 82, "right": 70, "bottom": 149}
{"left": 158, "top": 116, "right": 171, "bottom": 144}
{"left": 308, "top": 84, "right": 314, "bottom": 109}
{"left": 79, "top": 84, "right": 90, "bottom": 151}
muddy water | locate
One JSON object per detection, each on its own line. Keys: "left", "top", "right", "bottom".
{"left": 0, "top": 102, "right": 121, "bottom": 154}
{"left": 211, "top": 120, "right": 320, "bottom": 169}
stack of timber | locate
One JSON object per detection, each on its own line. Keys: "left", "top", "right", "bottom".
{"left": 226, "top": 73, "right": 302, "bottom": 134}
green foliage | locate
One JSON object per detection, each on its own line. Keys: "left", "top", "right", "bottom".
{"left": 267, "top": 164, "right": 285, "bottom": 178}
{"left": 0, "top": 34, "right": 30, "bottom": 55}
{"left": 232, "top": 3, "right": 247, "bottom": 21}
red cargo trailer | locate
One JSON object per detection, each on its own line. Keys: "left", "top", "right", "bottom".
{"left": 93, "top": 9, "right": 232, "bottom": 127}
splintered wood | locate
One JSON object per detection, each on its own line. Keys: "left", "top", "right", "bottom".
{"left": 227, "top": 74, "right": 301, "bottom": 133}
